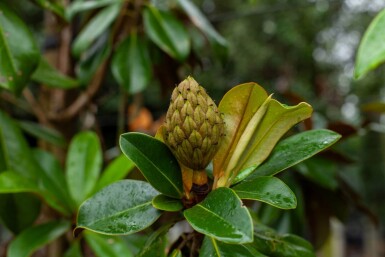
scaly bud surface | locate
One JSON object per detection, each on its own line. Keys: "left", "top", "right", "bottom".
{"left": 163, "top": 76, "right": 224, "bottom": 170}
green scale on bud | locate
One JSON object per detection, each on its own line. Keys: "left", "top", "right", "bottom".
{"left": 163, "top": 76, "right": 224, "bottom": 171}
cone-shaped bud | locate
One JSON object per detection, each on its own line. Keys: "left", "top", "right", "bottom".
{"left": 163, "top": 76, "right": 224, "bottom": 170}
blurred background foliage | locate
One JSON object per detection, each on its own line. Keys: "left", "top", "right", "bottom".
{"left": 1, "top": 0, "right": 385, "bottom": 256}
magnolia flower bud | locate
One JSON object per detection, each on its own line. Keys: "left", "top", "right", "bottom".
{"left": 163, "top": 76, "right": 224, "bottom": 170}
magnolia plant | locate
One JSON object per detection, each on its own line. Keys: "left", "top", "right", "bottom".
{"left": 76, "top": 77, "right": 341, "bottom": 256}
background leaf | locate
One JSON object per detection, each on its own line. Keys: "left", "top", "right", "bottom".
{"left": 354, "top": 8, "right": 385, "bottom": 79}
{"left": 112, "top": 33, "right": 152, "bottom": 94}
{"left": 7, "top": 220, "right": 70, "bottom": 257}
{"left": 66, "top": 0, "right": 123, "bottom": 21}
{"left": 169, "top": 249, "right": 182, "bottom": 257}
{"left": 0, "top": 3, "right": 40, "bottom": 93}
{"left": 184, "top": 187, "right": 253, "bottom": 244}
{"left": 200, "top": 236, "right": 266, "bottom": 257}
{"left": 66, "top": 131, "right": 102, "bottom": 207}
{"left": 85, "top": 231, "right": 133, "bottom": 257}
{"left": 143, "top": 5, "right": 190, "bottom": 61}
{"left": 362, "top": 102, "right": 385, "bottom": 113}
{"left": 177, "top": 0, "right": 228, "bottom": 60}
{"left": 18, "top": 120, "right": 66, "bottom": 147}
{"left": 77, "top": 180, "right": 161, "bottom": 235}
{"left": 0, "top": 171, "right": 40, "bottom": 193}
{"left": 296, "top": 157, "right": 338, "bottom": 190}
{"left": 232, "top": 176, "right": 297, "bottom": 209}
{"left": 0, "top": 169, "right": 71, "bottom": 224}
{"left": 0, "top": 109, "right": 42, "bottom": 180}
{"left": 251, "top": 222, "right": 315, "bottom": 257}
{"left": 243, "top": 129, "right": 341, "bottom": 179}
{"left": 33, "top": 149, "right": 74, "bottom": 214}
{"left": 137, "top": 225, "right": 170, "bottom": 257}
{"left": 76, "top": 37, "right": 111, "bottom": 85}
{"left": 120, "top": 132, "right": 183, "bottom": 198}
{"left": 31, "top": 57, "right": 80, "bottom": 89}
{"left": 93, "top": 154, "right": 135, "bottom": 193}
{"left": 0, "top": 193, "right": 41, "bottom": 234}
{"left": 63, "top": 241, "right": 82, "bottom": 257}
{"left": 0, "top": 110, "right": 43, "bottom": 233}
{"left": 33, "top": 0, "right": 65, "bottom": 18}
{"left": 72, "top": 3, "right": 120, "bottom": 57}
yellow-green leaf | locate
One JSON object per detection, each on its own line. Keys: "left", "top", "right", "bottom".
{"left": 214, "top": 83, "right": 312, "bottom": 187}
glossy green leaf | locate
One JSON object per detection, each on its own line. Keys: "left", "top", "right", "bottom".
{"left": 7, "top": 220, "right": 70, "bottom": 257}
{"left": 355, "top": 8, "right": 385, "bottom": 79}
{"left": 169, "top": 249, "right": 182, "bottom": 257}
{"left": 0, "top": 3, "right": 40, "bottom": 94}
{"left": 0, "top": 171, "right": 40, "bottom": 193}
{"left": 296, "top": 157, "right": 338, "bottom": 190}
{"left": 184, "top": 187, "right": 253, "bottom": 244}
{"left": 214, "top": 83, "right": 312, "bottom": 187}
{"left": 143, "top": 5, "right": 190, "bottom": 61}
{"left": 18, "top": 120, "right": 66, "bottom": 147}
{"left": 252, "top": 223, "right": 315, "bottom": 257}
{"left": 33, "top": 149, "right": 74, "bottom": 214}
{"left": 66, "top": 0, "right": 123, "bottom": 21}
{"left": 66, "top": 131, "right": 102, "bottom": 207}
{"left": 72, "top": 3, "right": 120, "bottom": 57}
{"left": 31, "top": 57, "right": 80, "bottom": 89}
{"left": 120, "top": 132, "right": 183, "bottom": 198}
{"left": 64, "top": 241, "right": 82, "bottom": 257}
{"left": 0, "top": 193, "right": 41, "bottom": 234}
{"left": 93, "top": 154, "right": 135, "bottom": 193}
{"left": 137, "top": 225, "right": 170, "bottom": 257}
{"left": 76, "top": 180, "right": 161, "bottom": 235}
{"left": 152, "top": 194, "right": 183, "bottom": 212}
{"left": 85, "top": 231, "right": 133, "bottom": 257}
{"left": 0, "top": 110, "right": 42, "bottom": 180}
{"left": 33, "top": 0, "right": 65, "bottom": 18}
{"left": 232, "top": 176, "right": 297, "bottom": 209}
{"left": 112, "top": 33, "right": 151, "bottom": 94}
{"left": 200, "top": 236, "right": 266, "bottom": 257}
{"left": 243, "top": 129, "right": 341, "bottom": 180}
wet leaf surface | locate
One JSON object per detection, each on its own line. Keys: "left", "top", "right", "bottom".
{"left": 184, "top": 187, "right": 253, "bottom": 244}
{"left": 77, "top": 180, "right": 161, "bottom": 235}
{"left": 244, "top": 129, "right": 341, "bottom": 179}
{"left": 232, "top": 176, "right": 297, "bottom": 209}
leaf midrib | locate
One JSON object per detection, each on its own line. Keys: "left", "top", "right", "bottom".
{"left": 254, "top": 130, "right": 340, "bottom": 177}
{"left": 83, "top": 201, "right": 153, "bottom": 228}
{"left": 125, "top": 138, "right": 182, "bottom": 196}
{"left": 219, "top": 86, "right": 255, "bottom": 175}
{"left": 237, "top": 103, "right": 310, "bottom": 171}
{"left": 191, "top": 204, "right": 244, "bottom": 237}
